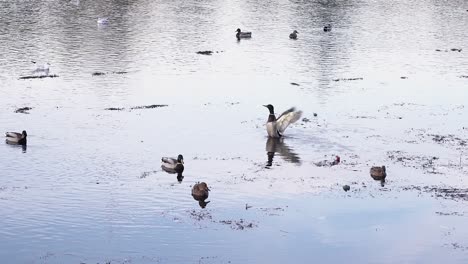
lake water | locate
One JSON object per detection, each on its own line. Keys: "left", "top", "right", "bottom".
{"left": 1, "top": 0, "right": 468, "bottom": 263}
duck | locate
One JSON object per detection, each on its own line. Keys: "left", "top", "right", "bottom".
{"left": 370, "top": 166, "right": 386, "bottom": 181}
{"left": 323, "top": 24, "right": 332, "bottom": 32}
{"left": 263, "top": 104, "right": 302, "bottom": 138}
{"left": 5, "top": 131, "right": 27, "bottom": 145}
{"left": 236, "top": 28, "right": 252, "bottom": 39}
{"left": 289, "top": 30, "right": 298, "bottom": 39}
{"left": 97, "top": 17, "right": 109, "bottom": 24}
{"left": 192, "top": 182, "right": 210, "bottom": 200}
{"left": 161, "top": 154, "right": 184, "bottom": 174}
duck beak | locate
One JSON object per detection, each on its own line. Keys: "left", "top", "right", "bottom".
{"left": 263, "top": 105, "right": 268, "bottom": 108}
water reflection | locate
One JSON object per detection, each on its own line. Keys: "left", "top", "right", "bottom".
{"left": 161, "top": 166, "right": 184, "bottom": 183}
{"left": 5, "top": 140, "right": 27, "bottom": 153}
{"left": 265, "top": 137, "right": 301, "bottom": 167}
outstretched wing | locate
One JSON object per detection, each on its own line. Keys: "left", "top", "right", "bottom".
{"left": 276, "top": 107, "right": 302, "bottom": 133}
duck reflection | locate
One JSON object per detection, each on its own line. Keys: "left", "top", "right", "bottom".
{"left": 265, "top": 137, "right": 301, "bottom": 167}
{"left": 161, "top": 166, "right": 184, "bottom": 183}
{"left": 5, "top": 140, "right": 28, "bottom": 153}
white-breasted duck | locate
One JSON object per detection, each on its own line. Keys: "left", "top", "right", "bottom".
{"left": 5, "top": 131, "right": 27, "bottom": 145}
{"left": 236, "top": 28, "right": 252, "bottom": 39}
{"left": 323, "top": 24, "right": 332, "bottom": 32}
{"left": 289, "top": 30, "right": 298, "bottom": 39}
{"left": 161, "top": 154, "right": 184, "bottom": 175}
{"left": 263, "top": 104, "right": 302, "bottom": 138}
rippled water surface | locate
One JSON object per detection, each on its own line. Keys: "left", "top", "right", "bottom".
{"left": 1, "top": 0, "right": 468, "bottom": 263}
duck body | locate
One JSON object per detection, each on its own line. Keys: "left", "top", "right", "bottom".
{"left": 161, "top": 154, "right": 184, "bottom": 174}
{"left": 192, "top": 182, "right": 210, "bottom": 201}
{"left": 264, "top": 104, "right": 302, "bottom": 138}
{"left": 323, "top": 24, "right": 332, "bottom": 32}
{"left": 236, "top": 28, "right": 252, "bottom": 39}
{"left": 5, "top": 131, "right": 27, "bottom": 145}
{"left": 370, "top": 166, "right": 386, "bottom": 180}
{"left": 289, "top": 30, "right": 298, "bottom": 39}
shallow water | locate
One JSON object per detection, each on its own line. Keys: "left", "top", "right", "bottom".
{"left": 1, "top": 0, "right": 468, "bottom": 263}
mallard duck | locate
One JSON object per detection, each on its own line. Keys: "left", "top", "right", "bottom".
{"left": 370, "top": 166, "right": 386, "bottom": 181}
{"left": 323, "top": 24, "right": 332, "bottom": 32}
{"left": 236, "top": 28, "right": 252, "bottom": 39}
{"left": 263, "top": 104, "right": 302, "bottom": 138}
{"left": 5, "top": 131, "right": 27, "bottom": 145}
{"left": 161, "top": 154, "right": 184, "bottom": 174}
{"left": 289, "top": 30, "right": 298, "bottom": 39}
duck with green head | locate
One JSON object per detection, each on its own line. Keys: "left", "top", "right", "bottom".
{"left": 5, "top": 130, "right": 27, "bottom": 145}
{"left": 161, "top": 154, "right": 184, "bottom": 175}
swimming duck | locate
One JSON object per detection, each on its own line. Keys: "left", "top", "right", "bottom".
{"left": 161, "top": 154, "right": 184, "bottom": 174}
{"left": 236, "top": 28, "right": 252, "bottom": 39}
{"left": 370, "top": 166, "right": 386, "bottom": 181}
{"left": 263, "top": 104, "right": 302, "bottom": 138}
{"left": 5, "top": 131, "right": 27, "bottom": 145}
{"left": 192, "top": 182, "right": 210, "bottom": 208}
{"left": 323, "top": 24, "right": 332, "bottom": 32}
{"left": 289, "top": 30, "right": 298, "bottom": 39}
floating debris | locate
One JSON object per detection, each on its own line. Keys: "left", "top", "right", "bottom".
{"left": 290, "top": 82, "right": 300, "bottom": 86}
{"left": 196, "top": 50, "right": 213, "bottom": 55}
{"left": 219, "top": 219, "right": 257, "bottom": 230}
{"left": 92, "top": 71, "right": 128, "bottom": 76}
{"left": 302, "top": 117, "right": 310, "bottom": 123}
{"left": 19, "top": 74, "right": 59, "bottom": 80}
{"left": 314, "top": 156, "right": 340, "bottom": 167}
{"left": 400, "top": 76, "right": 408, "bottom": 79}
{"left": 14, "top": 107, "right": 33, "bottom": 114}
{"left": 332, "top": 77, "right": 363, "bottom": 82}
{"left": 130, "top": 104, "right": 168, "bottom": 110}
{"left": 459, "top": 75, "right": 468, "bottom": 79}
{"left": 343, "top": 185, "right": 350, "bottom": 192}
{"left": 105, "top": 105, "right": 168, "bottom": 111}
{"left": 451, "top": 48, "right": 462, "bottom": 52}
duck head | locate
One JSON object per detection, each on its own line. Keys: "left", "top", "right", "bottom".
{"left": 236, "top": 28, "right": 241, "bottom": 33}
{"left": 293, "top": 30, "right": 298, "bottom": 34}
{"left": 22, "top": 130, "right": 27, "bottom": 138}
{"left": 177, "top": 154, "right": 184, "bottom": 164}
{"left": 263, "top": 104, "right": 274, "bottom": 114}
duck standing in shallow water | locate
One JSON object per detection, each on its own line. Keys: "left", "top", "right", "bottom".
{"left": 5, "top": 131, "right": 27, "bottom": 145}
{"left": 161, "top": 154, "right": 184, "bottom": 175}
{"left": 289, "top": 30, "right": 298, "bottom": 39}
{"left": 263, "top": 104, "right": 302, "bottom": 138}
{"left": 236, "top": 28, "right": 252, "bottom": 39}
{"left": 192, "top": 182, "right": 210, "bottom": 208}
{"left": 323, "top": 24, "right": 332, "bottom": 32}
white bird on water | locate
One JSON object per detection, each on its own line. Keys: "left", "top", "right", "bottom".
{"left": 97, "top": 17, "right": 109, "bottom": 24}
{"left": 263, "top": 104, "right": 302, "bottom": 138}
{"left": 31, "top": 61, "right": 50, "bottom": 76}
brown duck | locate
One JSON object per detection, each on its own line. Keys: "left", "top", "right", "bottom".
{"left": 370, "top": 166, "right": 386, "bottom": 181}
{"left": 192, "top": 182, "right": 210, "bottom": 208}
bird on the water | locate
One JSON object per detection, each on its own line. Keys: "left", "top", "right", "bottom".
{"left": 192, "top": 182, "right": 210, "bottom": 208}
{"left": 236, "top": 28, "right": 252, "bottom": 39}
{"left": 263, "top": 104, "right": 302, "bottom": 138}
{"left": 289, "top": 30, "right": 298, "bottom": 39}
{"left": 161, "top": 154, "right": 184, "bottom": 175}
{"left": 5, "top": 131, "right": 27, "bottom": 145}
{"left": 323, "top": 24, "right": 332, "bottom": 32}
